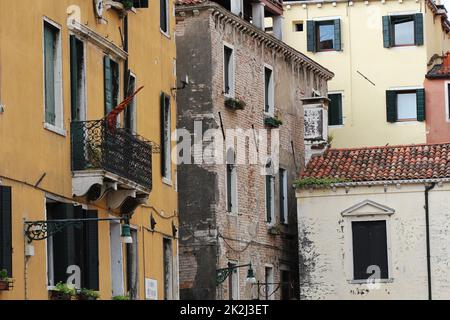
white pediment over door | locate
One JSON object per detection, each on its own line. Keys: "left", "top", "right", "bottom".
{"left": 341, "top": 199, "right": 395, "bottom": 217}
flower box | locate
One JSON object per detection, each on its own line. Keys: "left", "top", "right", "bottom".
{"left": 0, "top": 279, "right": 12, "bottom": 291}
{"left": 264, "top": 116, "right": 283, "bottom": 128}
{"left": 225, "top": 97, "right": 246, "bottom": 110}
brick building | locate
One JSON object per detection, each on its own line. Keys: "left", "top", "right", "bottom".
{"left": 175, "top": 0, "right": 333, "bottom": 300}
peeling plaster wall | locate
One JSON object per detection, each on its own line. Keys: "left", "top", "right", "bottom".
{"left": 296, "top": 183, "right": 450, "bottom": 300}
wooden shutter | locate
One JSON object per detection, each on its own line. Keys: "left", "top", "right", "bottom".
{"left": 160, "top": 93, "right": 167, "bottom": 177}
{"left": 414, "top": 13, "right": 424, "bottom": 46}
{"left": 279, "top": 170, "right": 285, "bottom": 224}
{"left": 382, "top": 16, "right": 391, "bottom": 48}
{"left": 51, "top": 203, "right": 72, "bottom": 284}
{"left": 386, "top": 90, "right": 397, "bottom": 122}
{"left": 334, "top": 19, "right": 341, "bottom": 51}
{"left": 227, "top": 165, "right": 233, "bottom": 212}
{"left": 352, "top": 221, "right": 388, "bottom": 280}
{"left": 160, "top": 0, "right": 168, "bottom": 33}
{"left": 0, "top": 186, "right": 12, "bottom": 277}
{"left": 44, "top": 24, "right": 56, "bottom": 124}
{"left": 104, "top": 56, "right": 113, "bottom": 115}
{"left": 84, "top": 210, "right": 99, "bottom": 290}
{"left": 307, "top": 21, "right": 316, "bottom": 52}
{"left": 266, "top": 176, "right": 272, "bottom": 223}
{"left": 416, "top": 88, "right": 426, "bottom": 121}
{"left": 70, "top": 36, "right": 79, "bottom": 121}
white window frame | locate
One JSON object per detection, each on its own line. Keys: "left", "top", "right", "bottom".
{"left": 264, "top": 264, "right": 275, "bottom": 300}
{"left": 163, "top": 237, "right": 174, "bottom": 300}
{"left": 265, "top": 174, "right": 275, "bottom": 225}
{"left": 43, "top": 17, "right": 65, "bottom": 136}
{"left": 226, "top": 149, "right": 238, "bottom": 215}
{"left": 264, "top": 64, "right": 275, "bottom": 116}
{"left": 445, "top": 81, "right": 450, "bottom": 122}
{"left": 162, "top": 94, "right": 172, "bottom": 184}
{"left": 342, "top": 201, "right": 394, "bottom": 284}
{"left": 228, "top": 260, "right": 240, "bottom": 300}
{"left": 279, "top": 168, "right": 288, "bottom": 225}
{"left": 125, "top": 72, "right": 137, "bottom": 133}
{"left": 160, "top": 0, "right": 170, "bottom": 38}
{"left": 389, "top": 86, "right": 423, "bottom": 124}
{"left": 223, "top": 42, "right": 235, "bottom": 98}
{"left": 328, "top": 90, "right": 345, "bottom": 128}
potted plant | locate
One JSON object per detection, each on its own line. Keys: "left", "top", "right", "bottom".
{"left": 49, "top": 282, "right": 76, "bottom": 300}
{"left": 120, "top": 0, "right": 134, "bottom": 10}
{"left": 268, "top": 224, "right": 282, "bottom": 235}
{"left": 225, "top": 97, "right": 246, "bottom": 110}
{"left": 77, "top": 288, "right": 100, "bottom": 300}
{"left": 112, "top": 294, "right": 130, "bottom": 300}
{"left": 264, "top": 116, "right": 283, "bottom": 128}
{"left": 0, "top": 269, "right": 12, "bottom": 291}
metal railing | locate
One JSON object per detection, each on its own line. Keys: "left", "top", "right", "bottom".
{"left": 71, "top": 120, "right": 152, "bottom": 191}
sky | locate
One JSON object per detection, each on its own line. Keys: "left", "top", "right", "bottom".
{"left": 443, "top": 0, "right": 450, "bottom": 10}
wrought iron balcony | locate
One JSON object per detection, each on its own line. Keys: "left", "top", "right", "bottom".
{"left": 71, "top": 120, "right": 153, "bottom": 192}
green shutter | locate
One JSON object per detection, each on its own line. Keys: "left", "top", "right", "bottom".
{"left": 416, "top": 88, "right": 426, "bottom": 121}
{"left": 307, "top": 20, "right": 316, "bottom": 52}
{"left": 382, "top": 16, "right": 392, "bottom": 48}
{"left": 44, "top": 24, "right": 56, "bottom": 124}
{"left": 334, "top": 19, "right": 341, "bottom": 51}
{"left": 104, "top": 56, "right": 113, "bottom": 115}
{"left": 414, "top": 13, "right": 424, "bottom": 46}
{"left": 51, "top": 203, "right": 72, "bottom": 284}
{"left": 84, "top": 210, "right": 99, "bottom": 290}
{"left": 328, "top": 94, "right": 343, "bottom": 126}
{"left": 160, "top": 93, "right": 166, "bottom": 177}
{"left": 266, "top": 176, "right": 272, "bottom": 223}
{"left": 0, "top": 186, "right": 12, "bottom": 278}
{"left": 386, "top": 90, "right": 397, "bottom": 123}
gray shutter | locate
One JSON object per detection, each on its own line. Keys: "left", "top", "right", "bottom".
{"left": 44, "top": 25, "right": 56, "bottom": 124}
{"left": 104, "top": 56, "right": 113, "bottom": 115}
{"left": 227, "top": 165, "right": 232, "bottom": 212}
{"left": 160, "top": 93, "right": 167, "bottom": 177}
{"left": 84, "top": 210, "right": 99, "bottom": 290}
{"left": 307, "top": 20, "right": 316, "bottom": 52}
{"left": 416, "top": 88, "right": 426, "bottom": 121}
{"left": 414, "top": 13, "right": 424, "bottom": 46}
{"left": 0, "top": 186, "right": 12, "bottom": 277}
{"left": 386, "top": 90, "right": 397, "bottom": 123}
{"left": 266, "top": 176, "right": 272, "bottom": 223}
{"left": 334, "top": 19, "right": 341, "bottom": 51}
{"left": 279, "top": 170, "right": 285, "bottom": 224}
{"left": 382, "top": 16, "right": 391, "bottom": 48}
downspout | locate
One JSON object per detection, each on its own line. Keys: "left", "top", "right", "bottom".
{"left": 424, "top": 183, "right": 435, "bottom": 300}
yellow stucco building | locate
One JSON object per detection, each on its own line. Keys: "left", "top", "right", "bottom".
{"left": 0, "top": 0, "right": 178, "bottom": 300}
{"left": 283, "top": 0, "right": 450, "bottom": 147}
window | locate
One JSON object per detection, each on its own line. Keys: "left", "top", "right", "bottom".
{"left": 104, "top": 56, "right": 120, "bottom": 116}
{"left": 328, "top": 93, "right": 343, "bottom": 126}
{"left": 386, "top": 89, "right": 425, "bottom": 122}
{"left": 265, "top": 266, "right": 274, "bottom": 300}
{"left": 124, "top": 73, "right": 137, "bottom": 133}
{"left": 352, "top": 220, "right": 389, "bottom": 280}
{"left": 265, "top": 175, "right": 275, "bottom": 223}
{"left": 228, "top": 261, "right": 239, "bottom": 300}
{"left": 126, "top": 229, "right": 139, "bottom": 300}
{"left": 161, "top": 93, "right": 171, "bottom": 181}
{"left": 279, "top": 168, "right": 288, "bottom": 224}
{"left": 226, "top": 148, "right": 237, "bottom": 214}
{"left": 264, "top": 66, "right": 274, "bottom": 115}
{"left": 70, "top": 36, "right": 86, "bottom": 121}
{"left": 163, "top": 238, "right": 173, "bottom": 300}
{"left": 0, "top": 186, "right": 12, "bottom": 278}
{"left": 224, "top": 45, "right": 235, "bottom": 97}
{"left": 293, "top": 21, "right": 304, "bottom": 32}
{"left": 280, "top": 269, "right": 292, "bottom": 300}
{"left": 46, "top": 201, "right": 99, "bottom": 290}
{"left": 160, "top": 0, "right": 169, "bottom": 35}
{"left": 383, "top": 14, "right": 423, "bottom": 48}
{"left": 307, "top": 19, "right": 341, "bottom": 52}
{"left": 43, "top": 20, "right": 63, "bottom": 129}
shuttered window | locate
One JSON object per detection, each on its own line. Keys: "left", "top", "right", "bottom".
{"left": 266, "top": 175, "right": 274, "bottom": 223}
{"left": 160, "top": 0, "right": 169, "bottom": 34}
{"left": 224, "top": 45, "right": 234, "bottom": 97}
{"left": 124, "top": 74, "right": 137, "bottom": 132}
{"left": 70, "top": 36, "right": 85, "bottom": 121}
{"left": 383, "top": 14, "right": 423, "bottom": 48}
{"left": 328, "top": 93, "right": 343, "bottom": 126}
{"left": 104, "top": 56, "right": 120, "bottom": 116}
{"left": 386, "top": 89, "right": 425, "bottom": 122}
{"left": 0, "top": 186, "right": 12, "bottom": 278}
{"left": 161, "top": 93, "right": 171, "bottom": 180}
{"left": 307, "top": 19, "right": 341, "bottom": 52}
{"left": 279, "top": 168, "right": 288, "bottom": 224}
{"left": 46, "top": 201, "right": 99, "bottom": 290}
{"left": 226, "top": 148, "right": 237, "bottom": 214}
{"left": 352, "top": 220, "right": 389, "bottom": 280}
{"left": 264, "top": 66, "right": 274, "bottom": 115}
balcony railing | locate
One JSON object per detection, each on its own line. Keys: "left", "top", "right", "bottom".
{"left": 71, "top": 120, "right": 152, "bottom": 191}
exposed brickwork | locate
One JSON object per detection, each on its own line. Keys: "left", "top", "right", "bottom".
{"left": 176, "top": 4, "right": 329, "bottom": 300}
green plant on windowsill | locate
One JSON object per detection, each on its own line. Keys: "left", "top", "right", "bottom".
{"left": 294, "top": 177, "right": 349, "bottom": 189}
{"left": 49, "top": 282, "right": 77, "bottom": 300}
{"left": 225, "top": 97, "right": 246, "bottom": 110}
{"left": 112, "top": 294, "right": 130, "bottom": 300}
{"left": 264, "top": 115, "right": 283, "bottom": 128}
{"left": 0, "top": 269, "right": 12, "bottom": 291}
{"left": 78, "top": 288, "right": 100, "bottom": 300}
{"left": 120, "top": 0, "right": 134, "bottom": 10}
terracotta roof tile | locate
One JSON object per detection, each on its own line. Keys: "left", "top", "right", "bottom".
{"left": 300, "top": 142, "right": 450, "bottom": 182}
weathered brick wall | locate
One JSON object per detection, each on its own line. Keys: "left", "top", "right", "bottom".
{"left": 176, "top": 4, "right": 329, "bottom": 300}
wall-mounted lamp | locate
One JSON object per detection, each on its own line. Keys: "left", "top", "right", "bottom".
{"left": 121, "top": 222, "right": 133, "bottom": 244}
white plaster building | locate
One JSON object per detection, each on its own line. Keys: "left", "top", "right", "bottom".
{"left": 296, "top": 142, "right": 450, "bottom": 299}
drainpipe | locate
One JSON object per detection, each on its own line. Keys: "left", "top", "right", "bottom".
{"left": 424, "top": 183, "right": 435, "bottom": 300}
